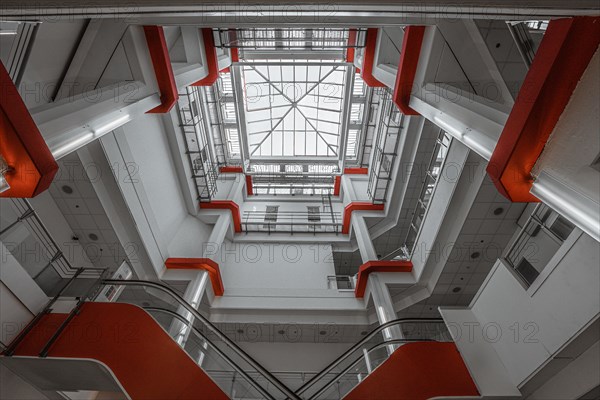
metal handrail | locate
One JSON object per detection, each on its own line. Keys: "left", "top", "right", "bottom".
{"left": 102, "top": 279, "right": 301, "bottom": 400}
{"left": 294, "top": 317, "right": 444, "bottom": 397}
{"left": 308, "top": 338, "right": 438, "bottom": 400}
{"left": 144, "top": 307, "right": 276, "bottom": 400}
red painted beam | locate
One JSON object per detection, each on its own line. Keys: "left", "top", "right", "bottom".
{"left": 165, "top": 257, "right": 224, "bottom": 296}
{"left": 10, "top": 303, "right": 229, "bottom": 400}
{"left": 345, "top": 342, "right": 479, "bottom": 399}
{"left": 200, "top": 200, "right": 242, "bottom": 233}
{"left": 487, "top": 17, "right": 600, "bottom": 202}
{"left": 344, "top": 167, "right": 368, "bottom": 174}
{"left": 143, "top": 26, "right": 178, "bottom": 113}
{"left": 219, "top": 165, "right": 244, "bottom": 173}
{"left": 346, "top": 28, "right": 357, "bottom": 64}
{"left": 334, "top": 176, "right": 342, "bottom": 196}
{"left": 245, "top": 174, "right": 253, "bottom": 195}
{"left": 354, "top": 260, "right": 412, "bottom": 298}
{"left": 361, "top": 28, "right": 386, "bottom": 87}
{"left": 0, "top": 62, "right": 58, "bottom": 198}
{"left": 393, "top": 26, "right": 426, "bottom": 115}
{"left": 342, "top": 202, "right": 384, "bottom": 234}
{"left": 192, "top": 28, "right": 219, "bottom": 86}
{"left": 231, "top": 47, "right": 240, "bottom": 62}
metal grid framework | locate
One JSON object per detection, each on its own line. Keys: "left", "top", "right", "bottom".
{"left": 177, "top": 87, "right": 220, "bottom": 202}
{"left": 367, "top": 88, "right": 404, "bottom": 204}
{"left": 207, "top": 74, "right": 239, "bottom": 163}
{"left": 240, "top": 60, "right": 349, "bottom": 158}
{"left": 249, "top": 163, "right": 339, "bottom": 195}
{"left": 386, "top": 130, "right": 452, "bottom": 260}
{"left": 216, "top": 28, "right": 367, "bottom": 51}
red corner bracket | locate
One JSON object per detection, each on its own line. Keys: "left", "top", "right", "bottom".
{"left": 393, "top": 26, "right": 426, "bottom": 115}
{"left": 218, "top": 166, "right": 253, "bottom": 195}
{"left": 144, "top": 26, "right": 178, "bottom": 113}
{"left": 361, "top": 28, "right": 386, "bottom": 87}
{"left": 200, "top": 200, "right": 242, "bottom": 233}
{"left": 0, "top": 62, "right": 58, "bottom": 198}
{"left": 354, "top": 260, "right": 413, "bottom": 298}
{"left": 346, "top": 28, "right": 357, "bottom": 64}
{"left": 193, "top": 29, "right": 219, "bottom": 86}
{"left": 342, "top": 202, "right": 384, "bottom": 234}
{"left": 487, "top": 17, "right": 600, "bottom": 202}
{"left": 334, "top": 168, "right": 368, "bottom": 196}
{"left": 165, "top": 257, "right": 224, "bottom": 296}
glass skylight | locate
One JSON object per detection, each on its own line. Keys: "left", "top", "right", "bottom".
{"left": 240, "top": 60, "right": 349, "bottom": 158}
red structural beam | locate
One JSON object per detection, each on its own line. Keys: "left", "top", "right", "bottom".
{"left": 393, "top": 26, "right": 426, "bottom": 115}
{"left": 342, "top": 202, "right": 385, "bottom": 234}
{"left": 219, "top": 166, "right": 244, "bottom": 173}
{"left": 165, "top": 257, "right": 224, "bottom": 296}
{"left": 354, "top": 260, "right": 412, "bottom": 298}
{"left": 334, "top": 168, "right": 368, "bottom": 195}
{"left": 361, "top": 28, "right": 386, "bottom": 87}
{"left": 200, "top": 200, "right": 242, "bottom": 233}
{"left": 334, "top": 176, "right": 342, "bottom": 196}
{"left": 143, "top": 26, "right": 178, "bottom": 113}
{"left": 245, "top": 175, "right": 253, "bottom": 195}
{"left": 344, "top": 167, "right": 368, "bottom": 175}
{"left": 192, "top": 28, "right": 219, "bottom": 86}
{"left": 346, "top": 28, "right": 357, "bottom": 64}
{"left": 487, "top": 16, "right": 600, "bottom": 202}
{"left": 0, "top": 62, "right": 58, "bottom": 198}
{"left": 10, "top": 303, "right": 229, "bottom": 400}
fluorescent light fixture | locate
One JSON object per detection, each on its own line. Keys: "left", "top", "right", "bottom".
{"left": 0, "top": 155, "right": 10, "bottom": 194}
{"left": 432, "top": 115, "right": 494, "bottom": 160}
{"left": 0, "top": 174, "right": 9, "bottom": 194}
{"left": 92, "top": 114, "right": 131, "bottom": 136}
{"left": 51, "top": 132, "right": 94, "bottom": 159}
{"left": 531, "top": 171, "right": 600, "bottom": 242}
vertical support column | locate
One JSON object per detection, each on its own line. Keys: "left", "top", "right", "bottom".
{"left": 352, "top": 215, "right": 403, "bottom": 343}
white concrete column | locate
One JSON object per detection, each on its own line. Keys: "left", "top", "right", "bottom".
{"left": 352, "top": 215, "right": 378, "bottom": 262}
{"left": 353, "top": 215, "right": 403, "bottom": 343}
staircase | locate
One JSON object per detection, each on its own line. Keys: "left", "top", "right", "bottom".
{"left": 1, "top": 278, "right": 479, "bottom": 399}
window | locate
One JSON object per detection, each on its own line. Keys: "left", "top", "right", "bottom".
{"left": 307, "top": 206, "right": 321, "bottom": 222}
{"left": 264, "top": 206, "right": 279, "bottom": 223}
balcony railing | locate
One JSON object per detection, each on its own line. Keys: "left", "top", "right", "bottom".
{"left": 367, "top": 88, "right": 404, "bottom": 204}
{"left": 382, "top": 129, "right": 451, "bottom": 261}
{"left": 504, "top": 203, "right": 575, "bottom": 288}
{"left": 241, "top": 210, "right": 342, "bottom": 234}
{"left": 177, "top": 87, "right": 220, "bottom": 202}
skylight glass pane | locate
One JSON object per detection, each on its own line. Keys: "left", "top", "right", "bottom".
{"left": 241, "top": 60, "right": 349, "bottom": 159}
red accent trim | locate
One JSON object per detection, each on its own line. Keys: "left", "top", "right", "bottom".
{"left": 231, "top": 47, "right": 240, "bottom": 62}
{"left": 165, "top": 257, "right": 224, "bottom": 296}
{"left": 487, "top": 17, "right": 600, "bottom": 202}
{"left": 361, "top": 28, "right": 386, "bottom": 87}
{"left": 354, "top": 260, "right": 412, "bottom": 298}
{"left": 143, "top": 26, "right": 178, "bottom": 113}
{"left": 393, "top": 26, "right": 426, "bottom": 115}
{"left": 220, "top": 67, "right": 230, "bottom": 73}
{"left": 345, "top": 342, "right": 479, "bottom": 399}
{"left": 346, "top": 28, "right": 357, "bottom": 63}
{"left": 219, "top": 166, "right": 244, "bottom": 173}
{"left": 342, "top": 202, "right": 384, "bottom": 234}
{"left": 334, "top": 176, "right": 341, "bottom": 196}
{"left": 200, "top": 200, "right": 242, "bottom": 233}
{"left": 10, "top": 303, "right": 229, "bottom": 400}
{"left": 245, "top": 174, "right": 253, "bottom": 195}
{"left": 192, "top": 28, "right": 219, "bottom": 86}
{"left": 344, "top": 167, "right": 368, "bottom": 174}
{"left": 0, "top": 63, "right": 58, "bottom": 198}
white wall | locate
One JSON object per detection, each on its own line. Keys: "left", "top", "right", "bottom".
{"left": 215, "top": 241, "right": 335, "bottom": 291}
{"left": 120, "top": 113, "right": 189, "bottom": 247}
{"left": 469, "top": 231, "right": 600, "bottom": 386}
